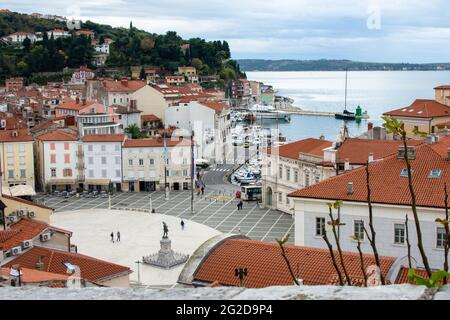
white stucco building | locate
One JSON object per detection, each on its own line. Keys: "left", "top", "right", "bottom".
{"left": 122, "top": 138, "right": 195, "bottom": 192}
{"left": 289, "top": 140, "right": 450, "bottom": 270}
{"left": 165, "top": 100, "right": 231, "bottom": 163}
{"left": 82, "top": 134, "right": 125, "bottom": 192}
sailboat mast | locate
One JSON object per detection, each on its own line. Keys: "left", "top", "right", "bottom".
{"left": 344, "top": 69, "right": 348, "bottom": 111}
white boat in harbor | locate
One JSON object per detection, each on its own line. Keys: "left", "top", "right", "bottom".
{"left": 249, "top": 104, "right": 291, "bottom": 122}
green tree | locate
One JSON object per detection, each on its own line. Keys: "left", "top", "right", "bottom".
{"left": 139, "top": 67, "right": 146, "bottom": 80}
{"left": 125, "top": 124, "right": 145, "bottom": 139}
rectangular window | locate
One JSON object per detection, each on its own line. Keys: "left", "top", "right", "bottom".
{"left": 50, "top": 154, "right": 56, "bottom": 164}
{"left": 101, "top": 145, "right": 106, "bottom": 152}
{"left": 88, "top": 157, "right": 93, "bottom": 165}
{"left": 286, "top": 168, "right": 291, "bottom": 181}
{"left": 115, "top": 144, "right": 120, "bottom": 152}
{"left": 8, "top": 170, "right": 14, "bottom": 179}
{"left": 279, "top": 165, "right": 283, "bottom": 179}
{"left": 101, "top": 157, "right": 107, "bottom": 165}
{"left": 315, "top": 175, "right": 320, "bottom": 184}
{"left": 278, "top": 192, "right": 283, "bottom": 202}
{"left": 20, "top": 169, "right": 26, "bottom": 178}
{"left": 354, "top": 220, "right": 365, "bottom": 241}
{"left": 129, "top": 159, "right": 133, "bottom": 166}
{"left": 315, "top": 217, "right": 326, "bottom": 237}
{"left": 149, "top": 159, "right": 155, "bottom": 166}
{"left": 64, "top": 143, "right": 69, "bottom": 150}
{"left": 183, "top": 169, "right": 188, "bottom": 176}
{"left": 7, "top": 157, "right": 13, "bottom": 166}
{"left": 7, "top": 145, "right": 13, "bottom": 153}
{"left": 305, "top": 173, "right": 310, "bottom": 187}
{"left": 19, "top": 144, "right": 25, "bottom": 153}
{"left": 294, "top": 170, "right": 299, "bottom": 183}
{"left": 89, "top": 170, "right": 94, "bottom": 178}
{"left": 394, "top": 224, "right": 406, "bottom": 245}
{"left": 50, "top": 143, "right": 55, "bottom": 150}
{"left": 102, "top": 169, "right": 107, "bottom": 178}
{"left": 139, "top": 159, "right": 144, "bottom": 166}
{"left": 64, "top": 154, "right": 70, "bottom": 164}
{"left": 437, "top": 227, "right": 446, "bottom": 249}
{"left": 88, "top": 144, "right": 93, "bottom": 152}
{"left": 19, "top": 156, "right": 25, "bottom": 165}
{"left": 115, "top": 157, "right": 121, "bottom": 165}
{"left": 116, "top": 169, "right": 121, "bottom": 178}
{"left": 51, "top": 168, "right": 56, "bottom": 177}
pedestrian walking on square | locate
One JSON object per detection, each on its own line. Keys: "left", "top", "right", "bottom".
{"left": 117, "top": 231, "right": 121, "bottom": 242}
{"left": 110, "top": 232, "right": 114, "bottom": 243}
{"left": 239, "top": 200, "right": 243, "bottom": 210}
{"left": 201, "top": 186, "right": 205, "bottom": 196}
{"left": 181, "top": 219, "right": 185, "bottom": 230}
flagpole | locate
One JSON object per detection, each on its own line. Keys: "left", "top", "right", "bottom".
{"left": 164, "top": 129, "right": 169, "bottom": 200}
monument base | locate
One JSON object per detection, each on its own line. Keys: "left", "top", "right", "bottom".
{"left": 142, "top": 237, "right": 189, "bottom": 269}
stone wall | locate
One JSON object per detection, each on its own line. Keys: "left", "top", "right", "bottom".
{"left": 1, "top": 285, "right": 449, "bottom": 300}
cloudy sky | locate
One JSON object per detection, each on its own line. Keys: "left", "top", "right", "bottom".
{"left": 3, "top": 0, "right": 450, "bottom": 62}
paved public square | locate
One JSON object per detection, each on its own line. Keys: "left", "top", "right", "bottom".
{"left": 35, "top": 189, "right": 294, "bottom": 244}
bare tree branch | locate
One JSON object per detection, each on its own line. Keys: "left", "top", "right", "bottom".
{"left": 322, "top": 225, "right": 344, "bottom": 286}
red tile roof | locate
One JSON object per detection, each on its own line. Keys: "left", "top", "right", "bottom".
{"left": 141, "top": 114, "right": 161, "bottom": 122}
{"left": 289, "top": 143, "right": 450, "bottom": 208}
{"left": 200, "top": 101, "right": 227, "bottom": 113}
{"left": 395, "top": 266, "right": 450, "bottom": 284}
{"left": 36, "top": 130, "right": 78, "bottom": 141}
{"left": 4, "top": 246, "right": 131, "bottom": 282}
{"left": 56, "top": 99, "right": 97, "bottom": 111}
{"left": 383, "top": 99, "right": 450, "bottom": 118}
{"left": 265, "top": 138, "right": 332, "bottom": 160}
{"left": 434, "top": 85, "right": 450, "bottom": 90}
{"left": 103, "top": 80, "right": 146, "bottom": 92}
{"left": 0, "top": 129, "right": 33, "bottom": 143}
{"left": 0, "top": 218, "right": 64, "bottom": 251}
{"left": 0, "top": 267, "right": 69, "bottom": 284}
{"left": 337, "top": 138, "right": 423, "bottom": 165}
{"left": 82, "top": 134, "right": 125, "bottom": 143}
{"left": 123, "top": 138, "right": 191, "bottom": 148}
{"left": 194, "top": 239, "right": 396, "bottom": 288}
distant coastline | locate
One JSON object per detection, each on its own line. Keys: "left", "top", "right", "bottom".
{"left": 238, "top": 59, "right": 450, "bottom": 72}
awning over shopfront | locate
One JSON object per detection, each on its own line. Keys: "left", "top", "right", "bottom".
{"left": 85, "top": 179, "right": 111, "bottom": 185}
{"left": 2, "top": 185, "right": 37, "bottom": 197}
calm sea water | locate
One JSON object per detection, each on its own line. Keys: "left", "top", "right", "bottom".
{"left": 246, "top": 71, "right": 450, "bottom": 141}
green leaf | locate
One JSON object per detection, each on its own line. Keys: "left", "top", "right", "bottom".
{"left": 430, "top": 270, "right": 450, "bottom": 283}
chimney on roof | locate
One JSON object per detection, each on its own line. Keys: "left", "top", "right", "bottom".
{"left": 347, "top": 182, "right": 354, "bottom": 195}
{"left": 82, "top": 98, "right": 86, "bottom": 106}
{"left": 130, "top": 100, "right": 137, "bottom": 111}
{"left": 367, "top": 122, "right": 373, "bottom": 132}
{"left": 121, "top": 79, "right": 128, "bottom": 86}
{"left": 75, "top": 97, "right": 80, "bottom": 104}
{"left": 368, "top": 152, "right": 374, "bottom": 163}
{"left": 397, "top": 146, "right": 416, "bottom": 160}
{"left": 35, "top": 256, "right": 44, "bottom": 271}
{"left": 344, "top": 158, "right": 350, "bottom": 171}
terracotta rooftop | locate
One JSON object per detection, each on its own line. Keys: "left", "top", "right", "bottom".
{"left": 141, "top": 114, "right": 161, "bottom": 122}
{"left": 0, "top": 129, "right": 33, "bottom": 143}
{"left": 200, "top": 101, "right": 227, "bottom": 113}
{"left": 103, "top": 80, "right": 146, "bottom": 92}
{"left": 336, "top": 138, "right": 423, "bottom": 165}
{"left": 289, "top": 143, "right": 450, "bottom": 209}
{"left": 265, "top": 138, "right": 332, "bottom": 160}
{"left": 395, "top": 266, "right": 450, "bottom": 285}
{"left": 434, "top": 85, "right": 450, "bottom": 90}
{"left": 4, "top": 246, "right": 131, "bottom": 283}
{"left": 82, "top": 134, "right": 125, "bottom": 143}
{"left": 36, "top": 130, "right": 78, "bottom": 141}
{"left": 56, "top": 99, "right": 97, "bottom": 111}
{"left": 123, "top": 138, "right": 191, "bottom": 148}
{"left": 0, "top": 218, "right": 69, "bottom": 251}
{"left": 193, "top": 239, "right": 396, "bottom": 288}
{"left": 2, "top": 194, "right": 53, "bottom": 211}
{"left": 0, "top": 267, "right": 69, "bottom": 284}
{"left": 383, "top": 99, "right": 450, "bottom": 118}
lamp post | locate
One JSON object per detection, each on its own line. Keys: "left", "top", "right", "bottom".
{"left": 135, "top": 260, "right": 141, "bottom": 285}
{"left": 190, "top": 129, "right": 195, "bottom": 214}
{"left": 149, "top": 194, "right": 153, "bottom": 213}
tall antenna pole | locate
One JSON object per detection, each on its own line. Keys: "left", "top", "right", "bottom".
{"left": 344, "top": 69, "right": 348, "bottom": 111}
{"left": 191, "top": 129, "right": 195, "bottom": 214}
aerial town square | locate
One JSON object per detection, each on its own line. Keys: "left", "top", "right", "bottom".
{"left": 1, "top": 0, "right": 450, "bottom": 305}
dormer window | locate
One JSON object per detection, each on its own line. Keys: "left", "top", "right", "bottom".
{"left": 400, "top": 168, "right": 413, "bottom": 177}
{"left": 429, "top": 169, "right": 442, "bottom": 178}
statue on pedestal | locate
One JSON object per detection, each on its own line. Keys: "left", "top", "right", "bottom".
{"left": 163, "top": 222, "right": 169, "bottom": 239}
